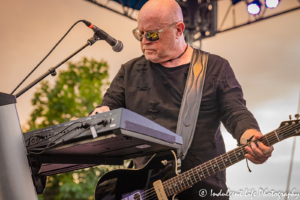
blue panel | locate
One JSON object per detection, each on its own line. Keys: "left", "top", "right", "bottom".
{"left": 112, "top": 0, "right": 148, "bottom": 11}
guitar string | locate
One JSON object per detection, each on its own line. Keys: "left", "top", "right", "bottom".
{"left": 133, "top": 122, "right": 300, "bottom": 199}
{"left": 162, "top": 130, "right": 291, "bottom": 198}
{"left": 145, "top": 145, "right": 246, "bottom": 198}
{"left": 141, "top": 187, "right": 160, "bottom": 200}
{"left": 140, "top": 122, "right": 300, "bottom": 199}
{"left": 162, "top": 145, "right": 252, "bottom": 193}
{"left": 141, "top": 187, "right": 159, "bottom": 199}
{"left": 161, "top": 122, "right": 300, "bottom": 196}
{"left": 139, "top": 168, "right": 199, "bottom": 199}
{"left": 144, "top": 123, "right": 300, "bottom": 200}
{"left": 158, "top": 122, "right": 300, "bottom": 198}
{"left": 163, "top": 123, "right": 297, "bottom": 195}
{"left": 94, "top": 123, "right": 299, "bottom": 200}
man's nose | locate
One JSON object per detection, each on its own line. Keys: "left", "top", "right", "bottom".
{"left": 141, "top": 35, "right": 151, "bottom": 45}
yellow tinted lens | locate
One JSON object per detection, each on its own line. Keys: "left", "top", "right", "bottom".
{"left": 146, "top": 32, "right": 159, "bottom": 41}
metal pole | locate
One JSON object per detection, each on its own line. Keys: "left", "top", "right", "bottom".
{"left": 15, "top": 40, "right": 92, "bottom": 98}
{"left": 0, "top": 93, "right": 38, "bottom": 200}
{"left": 284, "top": 90, "right": 300, "bottom": 200}
{"left": 284, "top": 138, "right": 296, "bottom": 200}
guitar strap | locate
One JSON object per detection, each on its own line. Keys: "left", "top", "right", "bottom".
{"left": 176, "top": 48, "right": 209, "bottom": 160}
{"left": 130, "top": 48, "right": 209, "bottom": 169}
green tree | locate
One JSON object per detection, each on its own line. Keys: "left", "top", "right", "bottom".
{"left": 27, "top": 57, "right": 109, "bottom": 131}
{"left": 25, "top": 58, "right": 125, "bottom": 200}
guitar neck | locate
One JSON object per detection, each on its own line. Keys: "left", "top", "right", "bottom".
{"left": 162, "top": 122, "right": 300, "bottom": 197}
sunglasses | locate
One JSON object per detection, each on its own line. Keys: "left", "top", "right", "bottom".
{"left": 132, "top": 21, "right": 181, "bottom": 42}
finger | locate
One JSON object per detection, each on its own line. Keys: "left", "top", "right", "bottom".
{"left": 248, "top": 153, "right": 268, "bottom": 164}
{"left": 245, "top": 154, "right": 261, "bottom": 164}
{"left": 101, "top": 106, "right": 110, "bottom": 112}
{"left": 257, "top": 142, "right": 274, "bottom": 156}
{"left": 270, "top": 145, "right": 274, "bottom": 153}
{"left": 247, "top": 145, "right": 268, "bottom": 163}
{"left": 90, "top": 106, "right": 110, "bottom": 116}
{"left": 94, "top": 108, "right": 106, "bottom": 114}
{"left": 251, "top": 142, "right": 265, "bottom": 158}
{"left": 95, "top": 109, "right": 103, "bottom": 114}
{"left": 245, "top": 146, "right": 258, "bottom": 160}
{"left": 254, "top": 133, "right": 263, "bottom": 140}
{"left": 90, "top": 109, "right": 103, "bottom": 116}
{"left": 251, "top": 142, "right": 272, "bottom": 163}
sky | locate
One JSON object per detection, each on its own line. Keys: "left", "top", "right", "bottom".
{"left": 0, "top": 0, "right": 300, "bottom": 199}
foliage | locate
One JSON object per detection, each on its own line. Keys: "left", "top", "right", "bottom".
{"left": 24, "top": 57, "right": 124, "bottom": 200}
{"left": 27, "top": 57, "right": 109, "bottom": 131}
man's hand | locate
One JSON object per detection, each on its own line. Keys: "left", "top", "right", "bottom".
{"left": 240, "top": 129, "right": 274, "bottom": 164}
{"left": 90, "top": 106, "right": 110, "bottom": 115}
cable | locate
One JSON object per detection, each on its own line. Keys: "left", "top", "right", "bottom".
{"left": 27, "top": 119, "right": 107, "bottom": 154}
{"left": 11, "top": 20, "right": 86, "bottom": 95}
{"left": 27, "top": 121, "right": 87, "bottom": 154}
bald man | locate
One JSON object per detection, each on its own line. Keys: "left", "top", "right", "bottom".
{"left": 91, "top": 0, "right": 273, "bottom": 199}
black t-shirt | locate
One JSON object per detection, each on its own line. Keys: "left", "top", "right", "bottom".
{"left": 99, "top": 53, "right": 260, "bottom": 199}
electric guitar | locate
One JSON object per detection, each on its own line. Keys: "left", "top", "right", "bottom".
{"left": 94, "top": 118, "right": 300, "bottom": 200}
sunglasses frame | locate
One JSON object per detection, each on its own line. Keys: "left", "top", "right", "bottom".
{"left": 132, "top": 21, "right": 182, "bottom": 42}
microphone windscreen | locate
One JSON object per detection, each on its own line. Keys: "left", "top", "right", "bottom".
{"left": 113, "top": 40, "right": 123, "bottom": 52}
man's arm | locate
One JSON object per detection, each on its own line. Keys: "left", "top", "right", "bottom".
{"left": 217, "top": 59, "right": 273, "bottom": 164}
{"left": 90, "top": 65, "right": 126, "bottom": 115}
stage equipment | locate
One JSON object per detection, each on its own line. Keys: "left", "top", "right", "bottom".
{"left": 0, "top": 92, "right": 38, "bottom": 200}
{"left": 85, "top": 0, "right": 300, "bottom": 46}
{"left": 15, "top": 35, "right": 99, "bottom": 98}
{"left": 24, "top": 108, "right": 182, "bottom": 194}
{"left": 11, "top": 20, "right": 88, "bottom": 96}
{"left": 11, "top": 20, "right": 121, "bottom": 97}
{"left": 82, "top": 20, "right": 123, "bottom": 52}
{"left": 265, "top": 0, "right": 280, "bottom": 8}
{"left": 7, "top": 20, "right": 124, "bottom": 195}
{"left": 285, "top": 93, "right": 300, "bottom": 200}
{"left": 178, "top": 0, "right": 218, "bottom": 45}
{"left": 247, "top": 0, "right": 262, "bottom": 15}
{"left": 85, "top": 0, "right": 218, "bottom": 45}
{"left": 94, "top": 117, "right": 300, "bottom": 200}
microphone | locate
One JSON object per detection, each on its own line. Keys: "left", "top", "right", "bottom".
{"left": 82, "top": 20, "right": 123, "bottom": 52}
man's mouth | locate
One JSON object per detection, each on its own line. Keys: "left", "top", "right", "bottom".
{"left": 144, "top": 49, "right": 155, "bottom": 52}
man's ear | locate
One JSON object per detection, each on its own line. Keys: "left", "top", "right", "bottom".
{"left": 176, "top": 22, "right": 185, "bottom": 38}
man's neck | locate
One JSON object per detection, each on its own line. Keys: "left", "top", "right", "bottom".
{"left": 160, "top": 45, "right": 193, "bottom": 68}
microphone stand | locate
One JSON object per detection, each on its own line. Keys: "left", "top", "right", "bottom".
{"left": 16, "top": 35, "right": 99, "bottom": 98}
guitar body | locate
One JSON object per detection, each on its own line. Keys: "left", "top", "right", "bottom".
{"left": 94, "top": 118, "right": 300, "bottom": 200}
{"left": 95, "top": 151, "right": 178, "bottom": 200}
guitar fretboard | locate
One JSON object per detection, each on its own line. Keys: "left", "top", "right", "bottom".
{"left": 161, "top": 121, "right": 300, "bottom": 197}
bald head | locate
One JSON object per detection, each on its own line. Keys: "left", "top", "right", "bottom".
{"left": 136, "top": 0, "right": 188, "bottom": 66}
{"left": 138, "top": 0, "right": 183, "bottom": 26}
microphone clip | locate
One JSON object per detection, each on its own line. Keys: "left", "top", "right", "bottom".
{"left": 87, "top": 35, "right": 100, "bottom": 46}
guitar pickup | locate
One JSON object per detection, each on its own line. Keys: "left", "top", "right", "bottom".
{"left": 153, "top": 180, "right": 168, "bottom": 200}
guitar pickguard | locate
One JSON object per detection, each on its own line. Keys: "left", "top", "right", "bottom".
{"left": 121, "top": 190, "right": 143, "bottom": 200}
